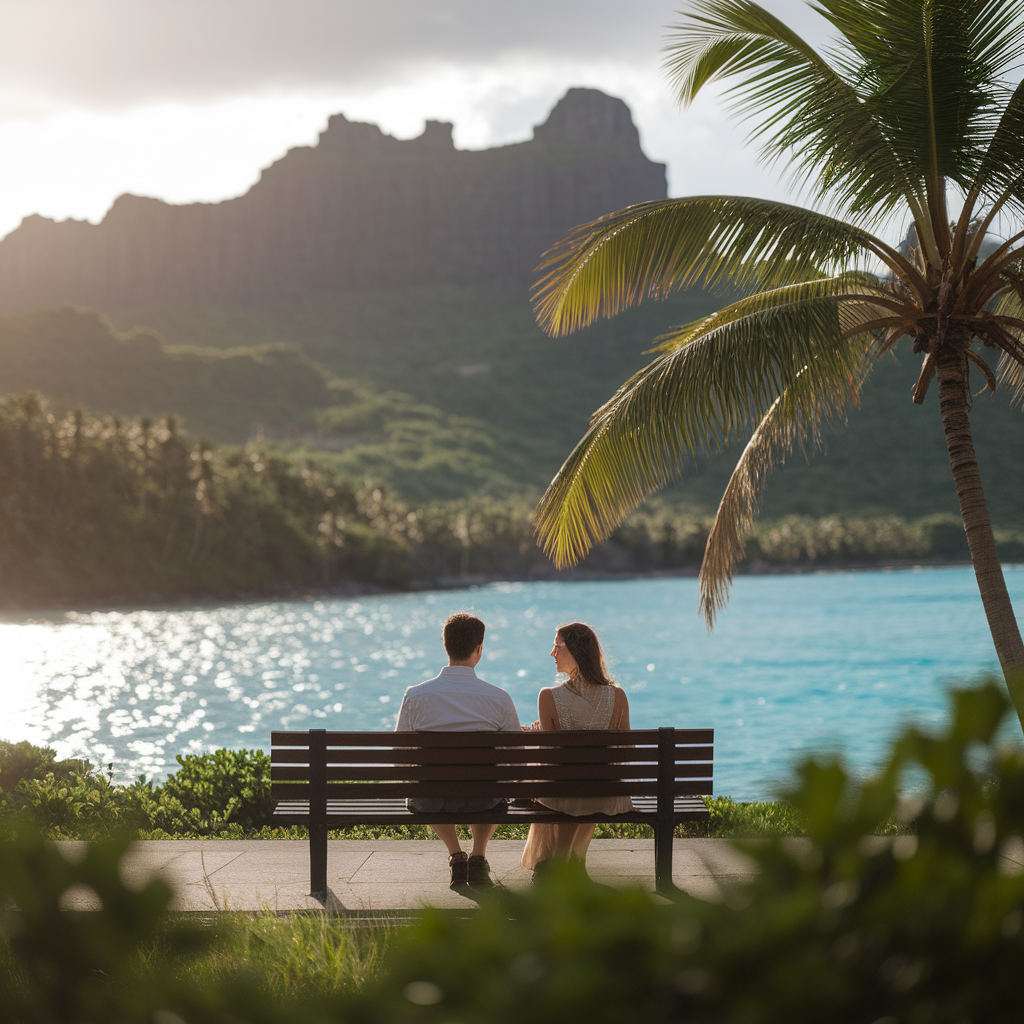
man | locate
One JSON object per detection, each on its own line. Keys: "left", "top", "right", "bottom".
{"left": 395, "top": 612, "right": 521, "bottom": 889}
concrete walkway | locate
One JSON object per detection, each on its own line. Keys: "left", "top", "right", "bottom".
{"left": 58, "top": 838, "right": 759, "bottom": 914}
{"left": 62, "top": 836, "right": 1024, "bottom": 915}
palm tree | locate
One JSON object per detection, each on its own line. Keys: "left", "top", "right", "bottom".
{"left": 532, "top": 0, "right": 1024, "bottom": 725}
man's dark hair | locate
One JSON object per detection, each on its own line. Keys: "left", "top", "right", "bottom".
{"left": 443, "top": 613, "right": 485, "bottom": 661}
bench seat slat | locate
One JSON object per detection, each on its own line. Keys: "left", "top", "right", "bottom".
{"left": 271, "top": 747, "right": 657, "bottom": 766}
{"left": 271, "top": 794, "right": 710, "bottom": 826}
{"left": 272, "top": 750, "right": 712, "bottom": 766}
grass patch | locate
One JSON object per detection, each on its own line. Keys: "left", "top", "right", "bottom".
{"left": 136, "top": 912, "right": 392, "bottom": 1002}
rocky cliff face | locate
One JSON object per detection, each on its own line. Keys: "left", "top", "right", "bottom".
{"left": 0, "top": 88, "right": 666, "bottom": 312}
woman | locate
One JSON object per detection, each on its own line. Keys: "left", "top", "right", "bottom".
{"left": 521, "top": 622, "right": 631, "bottom": 873}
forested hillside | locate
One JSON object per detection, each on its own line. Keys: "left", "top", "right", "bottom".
{"left": 2, "top": 291, "right": 1022, "bottom": 526}
{"left": 111, "top": 286, "right": 1024, "bottom": 528}
{"left": 0, "top": 306, "right": 334, "bottom": 442}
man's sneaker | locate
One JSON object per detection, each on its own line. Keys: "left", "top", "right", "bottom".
{"left": 467, "top": 855, "right": 494, "bottom": 888}
{"left": 448, "top": 851, "right": 469, "bottom": 888}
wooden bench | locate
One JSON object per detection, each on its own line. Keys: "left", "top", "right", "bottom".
{"left": 271, "top": 727, "right": 714, "bottom": 895}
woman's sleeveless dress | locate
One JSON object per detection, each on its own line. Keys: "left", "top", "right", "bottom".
{"left": 520, "top": 681, "right": 632, "bottom": 868}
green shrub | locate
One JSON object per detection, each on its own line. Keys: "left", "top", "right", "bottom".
{"left": 155, "top": 748, "right": 272, "bottom": 832}
{"left": 0, "top": 739, "right": 91, "bottom": 794}
{"left": 2, "top": 772, "right": 156, "bottom": 840}
{"left": 0, "top": 742, "right": 278, "bottom": 839}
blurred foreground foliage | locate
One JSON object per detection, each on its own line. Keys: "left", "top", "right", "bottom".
{"left": 0, "top": 392, "right": 1019, "bottom": 608}
{"left": 2, "top": 683, "right": 1024, "bottom": 1022}
{"left": 378, "top": 682, "right": 1024, "bottom": 1024}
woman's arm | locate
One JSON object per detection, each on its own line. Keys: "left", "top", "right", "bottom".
{"left": 537, "top": 687, "right": 561, "bottom": 730}
{"left": 610, "top": 687, "right": 630, "bottom": 730}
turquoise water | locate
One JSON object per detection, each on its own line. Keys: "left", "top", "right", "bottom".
{"left": 3, "top": 565, "right": 1023, "bottom": 799}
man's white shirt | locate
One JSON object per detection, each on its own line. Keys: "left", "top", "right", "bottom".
{"left": 395, "top": 665, "right": 521, "bottom": 732}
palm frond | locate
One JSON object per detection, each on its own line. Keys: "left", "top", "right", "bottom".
{"left": 994, "top": 289, "right": 1024, "bottom": 406}
{"left": 663, "top": 0, "right": 930, "bottom": 229}
{"left": 533, "top": 196, "right": 916, "bottom": 338}
{"left": 699, "top": 351, "right": 872, "bottom": 627}
{"left": 823, "top": 1, "right": 1024, "bottom": 193}
{"left": 665, "top": 1, "right": 1024, "bottom": 259}
{"left": 650, "top": 273, "right": 898, "bottom": 353}
{"left": 534, "top": 289, "right": 884, "bottom": 568}
{"left": 965, "top": 76, "right": 1024, "bottom": 247}
{"left": 960, "top": 231, "right": 1024, "bottom": 310}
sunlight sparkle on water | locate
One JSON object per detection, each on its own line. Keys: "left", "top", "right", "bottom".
{"left": 3, "top": 566, "right": 1022, "bottom": 798}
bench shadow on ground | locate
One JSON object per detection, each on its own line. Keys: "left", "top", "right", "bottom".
{"left": 315, "top": 888, "right": 347, "bottom": 913}
{"left": 311, "top": 883, "right": 496, "bottom": 913}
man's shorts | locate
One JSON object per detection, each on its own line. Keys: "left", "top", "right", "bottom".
{"left": 406, "top": 796, "right": 507, "bottom": 814}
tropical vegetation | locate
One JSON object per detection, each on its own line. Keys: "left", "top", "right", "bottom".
{"left": 532, "top": 0, "right": 1024, "bottom": 722}
{"left": 4, "top": 391, "right": 1018, "bottom": 609}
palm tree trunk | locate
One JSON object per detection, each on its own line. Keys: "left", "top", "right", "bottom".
{"left": 935, "top": 351, "right": 1024, "bottom": 726}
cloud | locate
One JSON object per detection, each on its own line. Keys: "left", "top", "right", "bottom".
{"left": 0, "top": 0, "right": 832, "bottom": 112}
{"left": 0, "top": 1, "right": 843, "bottom": 239}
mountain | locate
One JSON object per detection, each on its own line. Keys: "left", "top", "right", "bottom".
{"left": 0, "top": 89, "right": 666, "bottom": 312}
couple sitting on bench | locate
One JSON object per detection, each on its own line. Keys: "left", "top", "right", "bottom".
{"left": 396, "top": 612, "right": 632, "bottom": 889}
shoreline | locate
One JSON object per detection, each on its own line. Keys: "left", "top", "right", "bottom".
{"left": 1, "top": 556, "right": 1011, "bottom": 620}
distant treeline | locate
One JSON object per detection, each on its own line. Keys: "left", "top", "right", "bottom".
{"left": 1, "top": 394, "right": 1021, "bottom": 608}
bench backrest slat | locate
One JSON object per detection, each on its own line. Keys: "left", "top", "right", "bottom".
{"left": 271, "top": 745, "right": 713, "bottom": 766}
{"left": 271, "top": 729, "right": 713, "bottom": 748}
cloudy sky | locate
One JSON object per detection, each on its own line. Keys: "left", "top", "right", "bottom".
{"left": 0, "top": 0, "right": 834, "bottom": 239}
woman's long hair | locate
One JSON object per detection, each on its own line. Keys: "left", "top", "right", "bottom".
{"left": 557, "top": 622, "right": 615, "bottom": 687}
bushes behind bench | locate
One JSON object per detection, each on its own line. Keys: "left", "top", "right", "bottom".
{"left": 1, "top": 739, "right": 910, "bottom": 840}
{"left": 0, "top": 743, "right": 907, "bottom": 841}
{"left": 0, "top": 745, "right": 274, "bottom": 838}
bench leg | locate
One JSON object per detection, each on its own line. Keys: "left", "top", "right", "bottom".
{"left": 654, "top": 816, "right": 674, "bottom": 892}
{"left": 309, "top": 823, "right": 328, "bottom": 897}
